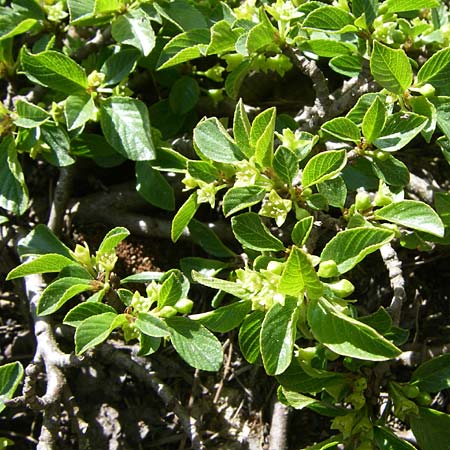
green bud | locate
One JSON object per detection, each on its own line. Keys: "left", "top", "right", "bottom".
{"left": 327, "top": 279, "right": 355, "bottom": 298}
{"left": 267, "top": 261, "right": 284, "bottom": 275}
{"left": 158, "top": 306, "right": 178, "bottom": 318}
{"left": 174, "top": 298, "right": 194, "bottom": 314}
{"left": 302, "top": 187, "right": 313, "bottom": 198}
{"left": 318, "top": 260, "right": 339, "bottom": 278}
{"left": 416, "top": 391, "right": 432, "bottom": 406}
{"left": 355, "top": 192, "right": 372, "bottom": 212}
{"left": 374, "top": 191, "right": 392, "bottom": 207}
{"left": 374, "top": 150, "right": 389, "bottom": 161}
{"left": 418, "top": 83, "right": 435, "bottom": 98}
{"left": 402, "top": 384, "right": 420, "bottom": 399}
{"left": 297, "top": 346, "right": 317, "bottom": 362}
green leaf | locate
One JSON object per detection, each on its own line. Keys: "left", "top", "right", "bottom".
{"left": 63, "top": 302, "right": 117, "bottom": 327}
{"left": 153, "top": 0, "right": 207, "bottom": 31}
{"left": 251, "top": 107, "right": 276, "bottom": 167}
{"left": 40, "top": 123, "right": 74, "bottom": 167}
{"left": 375, "top": 200, "right": 445, "bottom": 237}
{"left": 386, "top": 0, "right": 439, "bottom": 13}
{"left": 321, "top": 117, "right": 360, "bottom": 143}
{"left": 329, "top": 54, "right": 362, "bottom": 77}
{"left": 136, "top": 313, "right": 170, "bottom": 338}
{"left": 412, "top": 354, "right": 450, "bottom": 393}
{"left": 138, "top": 333, "right": 161, "bottom": 357}
{"left": 7, "top": 254, "right": 76, "bottom": 280}
{"left": 14, "top": 100, "right": 50, "bottom": 128}
{"left": 192, "top": 271, "right": 249, "bottom": 299}
{"left": 157, "top": 29, "right": 210, "bottom": 70}
{"left": 171, "top": 192, "right": 198, "bottom": 242}
{"left": 64, "top": 93, "right": 96, "bottom": 131}
{"left": 37, "top": 277, "right": 94, "bottom": 316}
{"left": 273, "top": 147, "right": 298, "bottom": 186}
{"left": 302, "top": 150, "right": 347, "bottom": 188}
{"left": 279, "top": 388, "right": 318, "bottom": 410}
{"left": 18, "top": 224, "right": 72, "bottom": 258}
{"left": 291, "top": 216, "right": 314, "bottom": 247}
{"left": 67, "top": 0, "right": 95, "bottom": 23}
{"left": 0, "top": 136, "right": 29, "bottom": 215}
{"left": 169, "top": 76, "right": 199, "bottom": 115}
{"left": 97, "top": 227, "right": 130, "bottom": 255}
{"left": 317, "top": 176, "right": 347, "bottom": 208}
{"left": 100, "top": 96, "right": 156, "bottom": 161}
{"left": 303, "top": 6, "right": 354, "bottom": 31}
{"left": 233, "top": 99, "right": 252, "bottom": 158}
{"left": 194, "top": 117, "right": 243, "bottom": 163}
{"left": 261, "top": 297, "right": 299, "bottom": 375}
{"left": 111, "top": 8, "right": 155, "bottom": 56}
{"left": 180, "top": 257, "right": 228, "bottom": 280}
{"left": 75, "top": 312, "right": 126, "bottom": 354}
{"left": 231, "top": 212, "right": 285, "bottom": 252}
{"left": 362, "top": 97, "right": 386, "bottom": 143}
{"left": 409, "top": 96, "right": 437, "bottom": 143}
{"left": 373, "top": 112, "right": 427, "bottom": 152}
{"left": 0, "top": 362, "right": 24, "bottom": 413}
{"left": 371, "top": 154, "right": 410, "bottom": 186}
{"left": 225, "top": 59, "right": 251, "bottom": 99}
{"left": 308, "top": 298, "right": 401, "bottom": 361}
{"left": 20, "top": 48, "right": 88, "bottom": 94}
{"left": 370, "top": 41, "right": 412, "bottom": 95}
{"left": 435, "top": 192, "right": 450, "bottom": 226}
{"left": 191, "top": 300, "right": 252, "bottom": 333}
{"left": 417, "top": 47, "right": 450, "bottom": 96}
{"left": 208, "top": 20, "right": 243, "bottom": 55}
{"left": 239, "top": 310, "right": 264, "bottom": 363}
{"left": 410, "top": 408, "right": 450, "bottom": 450}
{"left": 166, "top": 316, "right": 223, "bottom": 371}
{"left": 300, "top": 39, "right": 354, "bottom": 58}
{"left": 136, "top": 162, "right": 175, "bottom": 211}
{"left": 188, "top": 219, "right": 235, "bottom": 258}
{"left": 374, "top": 426, "right": 418, "bottom": 450}
{"left": 278, "top": 246, "right": 323, "bottom": 299}
{"left": 222, "top": 186, "right": 266, "bottom": 217}
{"left": 120, "top": 272, "right": 164, "bottom": 284}
{"left": 100, "top": 47, "right": 140, "bottom": 87}
{"left": 301, "top": 435, "right": 344, "bottom": 450}
{"left": 320, "top": 227, "right": 394, "bottom": 275}
{"left": 352, "top": 0, "right": 378, "bottom": 25}
{"left": 159, "top": 273, "right": 183, "bottom": 308}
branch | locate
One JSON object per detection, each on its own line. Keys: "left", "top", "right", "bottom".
{"left": 70, "top": 26, "right": 112, "bottom": 62}
{"left": 268, "top": 400, "right": 290, "bottom": 450}
{"left": 98, "top": 343, "right": 206, "bottom": 450}
{"left": 380, "top": 244, "right": 406, "bottom": 326}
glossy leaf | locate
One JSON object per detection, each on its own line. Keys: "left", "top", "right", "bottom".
{"left": 222, "top": 186, "right": 266, "bottom": 217}
{"left": 417, "top": 47, "right": 450, "bottom": 96}
{"left": 374, "top": 426, "right": 417, "bottom": 450}
{"left": 302, "top": 150, "right": 347, "bottom": 188}
{"left": 64, "top": 93, "right": 96, "bottom": 131}
{"left": 231, "top": 212, "right": 285, "bottom": 252}
{"left": 291, "top": 216, "right": 314, "bottom": 246}
{"left": 386, "top": 0, "right": 439, "bottom": 12}
{"left": 273, "top": 147, "right": 299, "bottom": 186}
{"left": 303, "top": 6, "right": 354, "bottom": 31}
{"left": 63, "top": 302, "right": 117, "bottom": 328}
{"left": 0, "top": 362, "right": 24, "bottom": 413}
{"left": 362, "top": 97, "right": 386, "bottom": 143}
{"left": 169, "top": 76, "right": 199, "bottom": 115}
{"left": 410, "top": 408, "right": 450, "bottom": 450}
{"left": 250, "top": 107, "right": 276, "bottom": 168}
{"left": 97, "top": 227, "right": 130, "bottom": 255}
{"left": 308, "top": 298, "right": 401, "bottom": 360}
{"left": 171, "top": 192, "right": 198, "bottom": 242}
{"left": 233, "top": 99, "right": 252, "bottom": 157}
{"left": 371, "top": 154, "right": 410, "bottom": 186}
{"left": 136, "top": 313, "right": 170, "bottom": 338}
{"left": 192, "top": 271, "right": 249, "bottom": 299}
{"left": 321, "top": 117, "right": 360, "bottom": 143}
{"left": 7, "top": 254, "right": 76, "bottom": 280}
{"left": 412, "top": 354, "right": 450, "bottom": 393}
{"left": 375, "top": 200, "right": 445, "bottom": 237}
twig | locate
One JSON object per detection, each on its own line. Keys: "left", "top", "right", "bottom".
{"left": 380, "top": 244, "right": 406, "bottom": 326}
{"left": 70, "top": 26, "right": 112, "bottom": 62}
{"left": 268, "top": 400, "right": 290, "bottom": 450}
{"left": 99, "top": 343, "right": 206, "bottom": 450}
{"left": 407, "top": 172, "right": 439, "bottom": 204}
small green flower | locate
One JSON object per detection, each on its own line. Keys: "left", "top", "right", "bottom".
{"left": 259, "top": 190, "right": 292, "bottom": 226}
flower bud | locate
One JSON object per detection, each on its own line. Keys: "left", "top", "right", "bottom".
{"left": 318, "top": 260, "right": 339, "bottom": 278}
{"left": 418, "top": 83, "right": 435, "bottom": 98}
{"left": 327, "top": 279, "right": 355, "bottom": 298}
{"left": 174, "top": 298, "right": 194, "bottom": 314}
{"left": 158, "top": 306, "right": 178, "bottom": 318}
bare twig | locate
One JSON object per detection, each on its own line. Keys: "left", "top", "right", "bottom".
{"left": 268, "top": 400, "right": 290, "bottom": 450}
{"left": 70, "top": 26, "right": 112, "bottom": 62}
{"left": 380, "top": 244, "right": 406, "bottom": 326}
{"left": 99, "top": 344, "right": 206, "bottom": 450}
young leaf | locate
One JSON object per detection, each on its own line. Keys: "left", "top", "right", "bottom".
{"left": 222, "top": 186, "right": 266, "bottom": 217}
{"left": 14, "top": 100, "right": 50, "bottom": 128}
{"left": 191, "top": 300, "right": 252, "bottom": 333}
{"left": 63, "top": 302, "right": 117, "bottom": 328}
{"left": 261, "top": 297, "right": 299, "bottom": 375}
{"left": 64, "top": 93, "right": 96, "bottom": 131}
{"left": 158, "top": 273, "right": 183, "bottom": 308}
{"left": 111, "top": 8, "right": 155, "bottom": 56}
{"left": 75, "top": 312, "right": 127, "bottom": 354}
{"left": 273, "top": 147, "right": 298, "bottom": 185}
{"left": 375, "top": 200, "right": 445, "bottom": 237}
{"left": 225, "top": 59, "right": 251, "bottom": 99}
{"left": 410, "top": 407, "right": 450, "bottom": 450}
{"left": 303, "top": 6, "right": 354, "bottom": 31}
{"left": 7, "top": 254, "right": 76, "bottom": 280}
{"left": 251, "top": 107, "right": 276, "bottom": 168}
{"left": 37, "top": 277, "right": 94, "bottom": 316}
{"left": 291, "top": 216, "right": 314, "bottom": 247}
{"left": 246, "top": 14, "right": 275, "bottom": 53}
{"left": 194, "top": 117, "right": 243, "bottom": 163}
{"left": 192, "top": 271, "right": 249, "bottom": 299}
{"left": 417, "top": 47, "right": 450, "bottom": 96}
{"left": 100, "top": 97, "right": 156, "bottom": 161}
{"left": 362, "top": 97, "right": 386, "bottom": 143}
{"left": 373, "top": 112, "right": 427, "bottom": 152}
{"left": 317, "top": 176, "right": 347, "bottom": 208}
{"left": 171, "top": 192, "right": 198, "bottom": 242}
{"left": 278, "top": 246, "right": 323, "bottom": 299}
{"left": 135, "top": 313, "right": 170, "bottom": 338}
{"left": 166, "top": 316, "right": 223, "bottom": 371}
{"left": 320, "top": 227, "right": 394, "bottom": 275}
{"left": 412, "top": 354, "right": 450, "bottom": 393}
{"left": 308, "top": 298, "right": 401, "bottom": 361}
{"left": 239, "top": 310, "right": 264, "bottom": 364}
{"left": 231, "top": 212, "right": 285, "bottom": 252}
{"left": 321, "top": 117, "right": 360, "bottom": 143}
{"left": 386, "top": 0, "right": 439, "bottom": 13}
{"left": 302, "top": 150, "right": 347, "bottom": 188}
{"left": 208, "top": 20, "right": 244, "bottom": 55}
{"left": 97, "top": 227, "right": 130, "bottom": 255}
{"left": 120, "top": 272, "right": 164, "bottom": 284}
{"left": 370, "top": 41, "right": 412, "bottom": 95}
{"left": 0, "top": 136, "right": 29, "bottom": 216}
{"left": 0, "top": 362, "right": 24, "bottom": 413}
{"left": 20, "top": 48, "right": 88, "bottom": 94}
{"left": 136, "top": 162, "right": 175, "bottom": 211}
{"left": 233, "top": 99, "right": 252, "bottom": 158}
